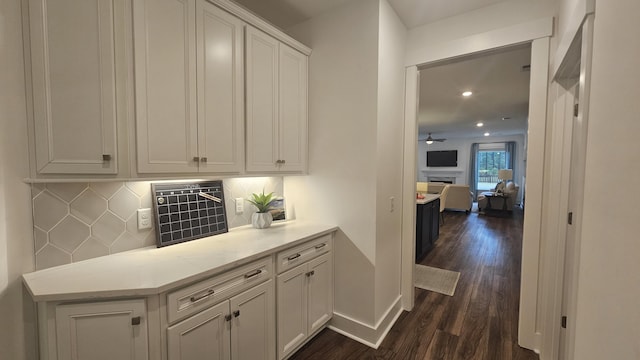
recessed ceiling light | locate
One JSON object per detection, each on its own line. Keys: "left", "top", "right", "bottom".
{"left": 484, "top": 132, "right": 490, "bottom": 137}
{"left": 462, "top": 91, "right": 473, "bottom": 97}
{"left": 476, "top": 122, "right": 483, "bottom": 127}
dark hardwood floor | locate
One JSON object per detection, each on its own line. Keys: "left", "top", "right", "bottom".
{"left": 290, "top": 204, "right": 538, "bottom": 360}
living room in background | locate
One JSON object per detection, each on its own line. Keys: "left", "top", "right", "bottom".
{"left": 469, "top": 142, "right": 516, "bottom": 198}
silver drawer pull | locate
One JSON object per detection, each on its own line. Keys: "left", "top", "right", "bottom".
{"left": 306, "top": 270, "right": 315, "bottom": 277}
{"left": 287, "top": 253, "right": 301, "bottom": 261}
{"left": 315, "top": 243, "right": 327, "bottom": 250}
{"left": 244, "top": 269, "right": 262, "bottom": 279}
{"left": 190, "top": 289, "right": 214, "bottom": 303}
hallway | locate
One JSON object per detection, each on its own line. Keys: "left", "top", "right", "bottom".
{"left": 290, "top": 206, "right": 538, "bottom": 359}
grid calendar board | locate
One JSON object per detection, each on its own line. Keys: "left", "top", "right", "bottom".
{"left": 152, "top": 181, "right": 228, "bottom": 247}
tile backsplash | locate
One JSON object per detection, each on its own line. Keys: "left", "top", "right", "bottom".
{"left": 31, "top": 177, "right": 283, "bottom": 270}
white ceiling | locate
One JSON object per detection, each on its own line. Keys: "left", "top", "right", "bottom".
{"left": 233, "top": 0, "right": 514, "bottom": 30}
{"left": 418, "top": 45, "right": 531, "bottom": 140}
{"left": 233, "top": 0, "right": 530, "bottom": 140}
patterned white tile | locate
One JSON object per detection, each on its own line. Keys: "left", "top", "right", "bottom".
{"left": 36, "top": 244, "right": 71, "bottom": 270}
{"left": 140, "top": 192, "right": 152, "bottom": 209}
{"left": 143, "top": 231, "right": 156, "bottom": 247}
{"left": 125, "top": 181, "right": 152, "bottom": 197}
{"left": 90, "top": 182, "right": 123, "bottom": 200}
{"left": 110, "top": 232, "right": 145, "bottom": 254}
{"left": 31, "top": 183, "right": 46, "bottom": 197}
{"left": 33, "top": 191, "right": 68, "bottom": 231}
{"left": 47, "top": 183, "right": 87, "bottom": 202}
{"left": 49, "top": 216, "right": 90, "bottom": 253}
{"left": 70, "top": 189, "right": 107, "bottom": 224}
{"left": 33, "top": 177, "right": 285, "bottom": 266}
{"left": 92, "top": 212, "right": 125, "bottom": 247}
{"left": 125, "top": 213, "right": 153, "bottom": 241}
{"left": 34, "top": 227, "right": 48, "bottom": 253}
{"left": 73, "top": 237, "right": 109, "bottom": 262}
{"left": 109, "top": 187, "right": 140, "bottom": 220}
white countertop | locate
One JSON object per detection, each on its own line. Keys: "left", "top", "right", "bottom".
{"left": 416, "top": 193, "right": 440, "bottom": 205}
{"left": 22, "top": 221, "right": 337, "bottom": 302}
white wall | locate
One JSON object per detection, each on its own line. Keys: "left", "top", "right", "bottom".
{"left": 0, "top": 0, "right": 37, "bottom": 358}
{"left": 405, "top": 0, "right": 557, "bottom": 66}
{"left": 285, "top": 0, "right": 380, "bottom": 326}
{"left": 374, "top": 0, "right": 406, "bottom": 321}
{"left": 572, "top": 0, "right": 640, "bottom": 358}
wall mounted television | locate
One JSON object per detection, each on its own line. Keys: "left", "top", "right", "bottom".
{"left": 427, "top": 150, "right": 458, "bottom": 167}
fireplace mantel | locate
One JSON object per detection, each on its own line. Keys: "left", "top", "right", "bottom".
{"left": 420, "top": 168, "right": 464, "bottom": 173}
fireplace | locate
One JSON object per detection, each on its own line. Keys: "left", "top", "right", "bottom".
{"left": 428, "top": 176, "right": 455, "bottom": 184}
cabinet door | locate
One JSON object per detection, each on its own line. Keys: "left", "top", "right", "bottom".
{"left": 229, "top": 280, "right": 275, "bottom": 360}
{"left": 276, "top": 264, "right": 308, "bottom": 359}
{"left": 29, "top": 0, "right": 117, "bottom": 174}
{"left": 167, "top": 301, "right": 231, "bottom": 360}
{"left": 307, "top": 253, "right": 333, "bottom": 335}
{"left": 196, "top": 0, "right": 244, "bottom": 173}
{"left": 245, "top": 26, "right": 279, "bottom": 172}
{"left": 430, "top": 199, "right": 440, "bottom": 242}
{"left": 278, "top": 44, "right": 308, "bottom": 172}
{"left": 134, "top": 0, "right": 198, "bottom": 173}
{"left": 55, "top": 299, "right": 148, "bottom": 360}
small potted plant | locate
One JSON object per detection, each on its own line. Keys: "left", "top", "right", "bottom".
{"left": 247, "top": 190, "right": 276, "bottom": 229}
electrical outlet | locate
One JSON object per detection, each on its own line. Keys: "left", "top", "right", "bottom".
{"left": 137, "top": 208, "right": 152, "bottom": 230}
{"left": 235, "top": 198, "right": 244, "bottom": 214}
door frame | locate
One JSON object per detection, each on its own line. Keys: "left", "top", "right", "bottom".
{"left": 540, "top": 14, "right": 594, "bottom": 360}
{"left": 400, "top": 18, "right": 553, "bottom": 351}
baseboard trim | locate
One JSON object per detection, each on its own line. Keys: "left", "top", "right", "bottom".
{"left": 328, "top": 295, "right": 403, "bottom": 349}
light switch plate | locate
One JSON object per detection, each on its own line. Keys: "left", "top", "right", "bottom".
{"left": 235, "top": 198, "right": 244, "bottom": 214}
{"left": 137, "top": 208, "right": 152, "bottom": 230}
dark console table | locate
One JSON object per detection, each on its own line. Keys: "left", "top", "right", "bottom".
{"left": 416, "top": 195, "right": 441, "bottom": 262}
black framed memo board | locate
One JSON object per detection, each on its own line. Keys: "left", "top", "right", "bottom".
{"left": 152, "top": 181, "right": 228, "bottom": 247}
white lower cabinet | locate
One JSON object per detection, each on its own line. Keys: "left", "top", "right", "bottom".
{"left": 55, "top": 299, "right": 148, "bottom": 360}
{"left": 277, "top": 252, "right": 333, "bottom": 359}
{"left": 167, "top": 280, "right": 275, "bottom": 360}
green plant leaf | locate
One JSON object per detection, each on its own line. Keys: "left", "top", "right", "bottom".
{"left": 247, "top": 190, "right": 276, "bottom": 213}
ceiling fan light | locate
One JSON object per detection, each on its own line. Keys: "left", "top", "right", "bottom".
{"left": 462, "top": 91, "right": 473, "bottom": 97}
{"left": 476, "top": 122, "right": 483, "bottom": 127}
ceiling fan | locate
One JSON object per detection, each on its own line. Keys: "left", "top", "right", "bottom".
{"left": 420, "top": 133, "right": 446, "bottom": 144}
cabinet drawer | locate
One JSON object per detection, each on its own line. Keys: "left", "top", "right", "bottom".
{"left": 167, "top": 257, "right": 272, "bottom": 324}
{"left": 276, "top": 234, "right": 332, "bottom": 274}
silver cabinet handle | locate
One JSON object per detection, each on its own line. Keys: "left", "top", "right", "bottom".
{"left": 190, "top": 289, "right": 214, "bottom": 303}
{"left": 306, "top": 270, "right": 315, "bottom": 277}
{"left": 281, "top": 159, "right": 286, "bottom": 164}
{"left": 287, "top": 253, "right": 301, "bottom": 261}
{"left": 102, "top": 154, "right": 112, "bottom": 161}
{"left": 225, "top": 314, "right": 232, "bottom": 322}
{"left": 193, "top": 156, "right": 200, "bottom": 162}
{"left": 233, "top": 310, "right": 240, "bottom": 318}
{"left": 315, "top": 243, "right": 326, "bottom": 250}
{"left": 200, "top": 157, "right": 207, "bottom": 163}
{"left": 244, "top": 269, "right": 262, "bottom": 279}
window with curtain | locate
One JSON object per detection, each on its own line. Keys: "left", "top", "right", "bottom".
{"left": 469, "top": 142, "right": 516, "bottom": 197}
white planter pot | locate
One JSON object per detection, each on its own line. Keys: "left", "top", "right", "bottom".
{"left": 251, "top": 212, "right": 273, "bottom": 229}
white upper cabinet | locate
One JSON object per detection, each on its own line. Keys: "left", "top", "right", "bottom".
{"left": 246, "top": 26, "right": 308, "bottom": 173}
{"left": 134, "top": 0, "right": 243, "bottom": 174}
{"left": 28, "top": 0, "right": 118, "bottom": 175}
{"left": 196, "top": 0, "right": 245, "bottom": 173}
{"left": 134, "top": 0, "right": 198, "bottom": 173}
